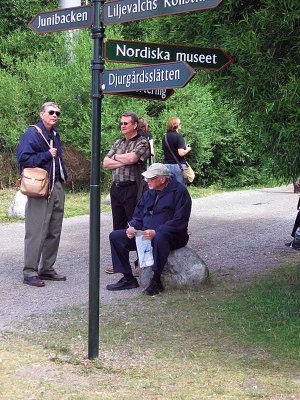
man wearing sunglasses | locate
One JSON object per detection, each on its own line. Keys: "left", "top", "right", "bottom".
{"left": 106, "top": 163, "right": 192, "bottom": 296}
{"left": 103, "top": 112, "right": 150, "bottom": 275}
{"left": 17, "top": 102, "right": 67, "bottom": 287}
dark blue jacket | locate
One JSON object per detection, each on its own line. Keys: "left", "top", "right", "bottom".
{"left": 17, "top": 121, "right": 68, "bottom": 191}
{"left": 129, "top": 178, "right": 191, "bottom": 235}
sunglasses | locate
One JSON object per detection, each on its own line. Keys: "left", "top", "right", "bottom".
{"left": 119, "top": 121, "right": 130, "bottom": 126}
{"left": 48, "top": 110, "right": 61, "bottom": 116}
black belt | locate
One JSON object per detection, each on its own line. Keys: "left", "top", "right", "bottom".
{"left": 113, "top": 181, "right": 136, "bottom": 187}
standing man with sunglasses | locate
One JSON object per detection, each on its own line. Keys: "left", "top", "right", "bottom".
{"left": 103, "top": 112, "right": 150, "bottom": 275}
{"left": 17, "top": 102, "right": 67, "bottom": 287}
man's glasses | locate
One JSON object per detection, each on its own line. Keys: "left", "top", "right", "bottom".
{"left": 119, "top": 121, "right": 129, "bottom": 126}
{"left": 48, "top": 110, "right": 61, "bottom": 116}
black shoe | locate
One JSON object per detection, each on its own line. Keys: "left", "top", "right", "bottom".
{"left": 143, "top": 279, "right": 165, "bottom": 296}
{"left": 38, "top": 272, "right": 66, "bottom": 281}
{"left": 106, "top": 277, "right": 139, "bottom": 291}
{"left": 24, "top": 276, "right": 45, "bottom": 287}
{"left": 285, "top": 241, "right": 292, "bottom": 247}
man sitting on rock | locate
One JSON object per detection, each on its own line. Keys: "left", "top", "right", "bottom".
{"left": 107, "top": 163, "right": 192, "bottom": 296}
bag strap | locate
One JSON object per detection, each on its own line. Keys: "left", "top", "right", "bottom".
{"left": 164, "top": 134, "right": 183, "bottom": 171}
{"left": 30, "top": 125, "right": 52, "bottom": 148}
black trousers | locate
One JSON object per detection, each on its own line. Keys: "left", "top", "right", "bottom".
{"left": 109, "top": 229, "right": 189, "bottom": 276}
{"left": 292, "top": 211, "right": 300, "bottom": 237}
{"left": 110, "top": 183, "right": 138, "bottom": 230}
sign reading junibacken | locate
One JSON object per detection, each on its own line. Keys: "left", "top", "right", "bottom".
{"left": 28, "top": 5, "right": 92, "bottom": 34}
{"left": 103, "top": 0, "right": 223, "bottom": 25}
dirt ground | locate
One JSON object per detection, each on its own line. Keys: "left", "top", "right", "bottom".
{"left": 0, "top": 184, "right": 299, "bottom": 332}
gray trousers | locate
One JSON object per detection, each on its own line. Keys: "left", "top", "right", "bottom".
{"left": 23, "top": 181, "right": 65, "bottom": 277}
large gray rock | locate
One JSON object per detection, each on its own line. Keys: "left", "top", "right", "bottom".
{"left": 139, "top": 246, "right": 209, "bottom": 288}
{"left": 7, "top": 190, "right": 27, "bottom": 219}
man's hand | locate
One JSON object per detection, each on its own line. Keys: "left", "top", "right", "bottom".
{"left": 142, "top": 229, "right": 156, "bottom": 240}
{"left": 126, "top": 226, "right": 137, "bottom": 239}
{"left": 49, "top": 148, "right": 57, "bottom": 158}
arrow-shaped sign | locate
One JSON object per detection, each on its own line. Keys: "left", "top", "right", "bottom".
{"left": 28, "top": 5, "right": 92, "bottom": 34}
{"left": 104, "top": 39, "right": 234, "bottom": 71}
{"left": 102, "top": 62, "right": 195, "bottom": 93}
{"left": 103, "top": 0, "right": 223, "bottom": 25}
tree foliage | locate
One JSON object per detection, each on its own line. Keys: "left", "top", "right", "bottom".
{"left": 125, "top": 0, "right": 300, "bottom": 180}
{"left": 0, "top": 0, "right": 298, "bottom": 188}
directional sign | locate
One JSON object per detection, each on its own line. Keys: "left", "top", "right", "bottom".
{"left": 28, "top": 5, "right": 92, "bottom": 34}
{"left": 110, "top": 89, "right": 175, "bottom": 101}
{"left": 103, "top": 0, "right": 223, "bottom": 25}
{"left": 105, "top": 39, "right": 234, "bottom": 71}
{"left": 102, "top": 62, "right": 195, "bottom": 93}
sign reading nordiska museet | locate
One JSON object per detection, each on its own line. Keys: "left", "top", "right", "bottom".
{"left": 104, "top": 39, "right": 233, "bottom": 70}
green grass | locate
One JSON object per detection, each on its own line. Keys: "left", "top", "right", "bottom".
{"left": 220, "top": 265, "right": 300, "bottom": 360}
{"left": 1, "top": 264, "right": 299, "bottom": 399}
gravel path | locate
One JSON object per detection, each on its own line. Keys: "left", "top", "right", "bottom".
{"left": 0, "top": 184, "right": 299, "bottom": 332}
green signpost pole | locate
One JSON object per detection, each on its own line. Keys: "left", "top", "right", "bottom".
{"left": 88, "top": 0, "right": 105, "bottom": 360}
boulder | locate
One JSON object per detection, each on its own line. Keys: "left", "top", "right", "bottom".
{"left": 7, "top": 190, "right": 27, "bottom": 219}
{"left": 139, "top": 246, "right": 209, "bottom": 288}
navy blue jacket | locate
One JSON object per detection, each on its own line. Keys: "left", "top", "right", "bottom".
{"left": 129, "top": 178, "right": 191, "bottom": 235}
{"left": 17, "top": 121, "right": 67, "bottom": 190}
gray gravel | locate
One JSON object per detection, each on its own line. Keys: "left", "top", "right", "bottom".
{"left": 0, "top": 184, "right": 299, "bottom": 332}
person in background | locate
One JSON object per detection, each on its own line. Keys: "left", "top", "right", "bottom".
{"left": 138, "top": 117, "right": 155, "bottom": 165}
{"left": 17, "top": 102, "right": 67, "bottom": 287}
{"left": 103, "top": 112, "right": 150, "bottom": 276}
{"left": 162, "top": 117, "right": 192, "bottom": 185}
{"left": 285, "top": 196, "right": 300, "bottom": 250}
{"left": 106, "top": 163, "right": 192, "bottom": 296}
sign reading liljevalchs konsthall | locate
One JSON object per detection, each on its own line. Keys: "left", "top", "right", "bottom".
{"left": 103, "top": 0, "right": 223, "bottom": 25}
{"left": 104, "top": 39, "right": 233, "bottom": 71}
{"left": 28, "top": 5, "right": 92, "bottom": 34}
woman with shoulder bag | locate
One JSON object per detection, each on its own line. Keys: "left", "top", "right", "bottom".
{"left": 162, "top": 117, "right": 192, "bottom": 184}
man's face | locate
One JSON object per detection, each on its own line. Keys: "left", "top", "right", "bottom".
{"left": 145, "top": 176, "right": 167, "bottom": 191}
{"left": 119, "top": 116, "right": 137, "bottom": 136}
{"left": 40, "top": 105, "right": 60, "bottom": 130}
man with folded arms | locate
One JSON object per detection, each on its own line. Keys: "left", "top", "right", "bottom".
{"left": 107, "top": 163, "right": 192, "bottom": 296}
{"left": 103, "top": 112, "right": 150, "bottom": 276}
{"left": 17, "top": 102, "right": 67, "bottom": 287}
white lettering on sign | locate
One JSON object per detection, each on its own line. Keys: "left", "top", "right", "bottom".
{"left": 164, "top": 0, "right": 206, "bottom": 7}
{"left": 107, "top": 68, "right": 180, "bottom": 89}
{"left": 107, "top": 0, "right": 158, "bottom": 19}
{"left": 116, "top": 44, "right": 170, "bottom": 61}
{"left": 112, "top": 43, "right": 218, "bottom": 66}
{"left": 37, "top": 10, "right": 88, "bottom": 28}
{"left": 137, "top": 89, "right": 168, "bottom": 99}
{"left": 176, "top": 52, "right": 217, "bottom": 64}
